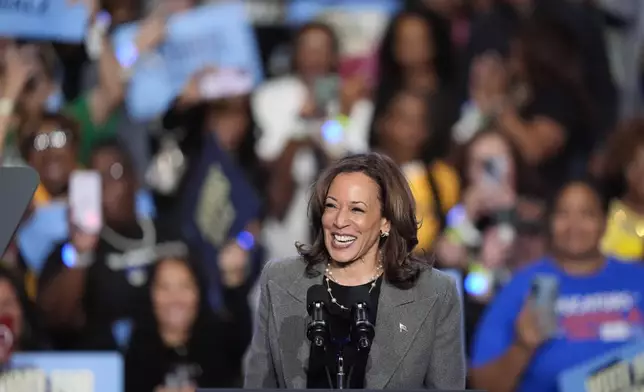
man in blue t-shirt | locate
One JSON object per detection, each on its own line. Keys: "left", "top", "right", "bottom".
{"left": 470, "top": 257, "right": 644, "bottom": 392}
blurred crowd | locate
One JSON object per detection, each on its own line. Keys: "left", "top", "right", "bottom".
{"left": 0, "top": 0, "right": 644, "bottom": 391}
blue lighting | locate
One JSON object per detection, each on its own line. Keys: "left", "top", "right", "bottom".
{"left": 61, "top": 243, "right": 77, "bottom": 268}
{"left": 446, "top": 204, "right": 467, "bottom": 228}
{"left": 464, "top": 271, "right": 491, "bottom": 297}
{"left": 236, "top": 231, "right": 255, "bottom": 251}
{"left": 321, "top": 120, "right": 344, "bottom": 145}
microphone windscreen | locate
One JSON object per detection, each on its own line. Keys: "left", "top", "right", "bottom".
{"left": 306, "top": 284, "right": 328, "bottom": 306}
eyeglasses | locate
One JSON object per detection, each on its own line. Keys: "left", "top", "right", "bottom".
{"left": 29, "top": 129, "right": 73, "bottom": 152}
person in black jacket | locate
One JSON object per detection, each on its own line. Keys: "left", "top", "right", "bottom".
{"left": 125, "top": 254, "right": 252, "bottom": 392}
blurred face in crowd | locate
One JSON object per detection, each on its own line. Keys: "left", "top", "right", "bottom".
{"left": 205, "top": 96, "right": 250, "bottom": 152}
{"left": 294, "top": 26, "right": 336, "bottom": 80}
{"left": 322, "top": 172, "right": 390, "bottom": 264}
{"left": 379, "top": 92, "right": 428, "bottom": 161}
{"left": 152, "top": 259, "right": 199, "bottom": 334}
{"left": 18, "top": 45, "right": 57, "bottom": 114}
{"left": 26, "top": 120, "right": 77, "bottom": 197}
{"left": 626, "top": 146, "right": 644, "bottom": 202}
{"left": 90, "top": 147, "right": 136, "bottom": 226}
{"left": 0, "top": 278, "right": 23, "bottom": 345}
{"left": 466, "top": 132, "right": 515, "bottom": 188}
{"left": 551, "top": 183, "right": 605, "bottom": 260}
{"left": 394, "top": 15, "right": 435, "bottom": 70}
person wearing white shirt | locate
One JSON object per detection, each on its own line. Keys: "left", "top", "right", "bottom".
{"left": 251, "top": 22, "right": 373, "bottom": 263}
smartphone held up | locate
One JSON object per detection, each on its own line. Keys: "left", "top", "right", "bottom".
{"left": 69, "top": 170, "right": 102, "bottom": 235}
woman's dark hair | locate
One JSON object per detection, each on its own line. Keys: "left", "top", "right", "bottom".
{"left": 370, "top": 9, "right": 455, "bottom": 156}
{"left": 369, "top": 87, "right": 454, "bottom": 163}
{"left": 0, "top": 264, "right": 47, "bottom": 350}
{"left": 136, "top": 253, "right": 213, "bottom": 334}
{"left": 291, "top": 21, "right": 340, "bottom": 75}
{"left": 297, "top": 153, "right": 427, "bottom": 289}
{"left": 547, "top": 178, "right": 610, "bottom": 219}
{"left": 18, "top": 112, "right": 81, "bottom": 160}
{"left": 514, "top": 15, "right": 594, "bottom": 137}
{"left": 602, "top": 118, "right": 644, "bottom": 199}
{"left": 377, "top": 9, "right": 454, "bottom": 88}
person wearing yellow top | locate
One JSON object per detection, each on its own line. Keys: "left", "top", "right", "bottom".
{"left": 601, "top": 200, "right": 644, "bottom": 261}
{"left": 402, "top": 160, "right": 460, "bottom": 251}
{"left": 601, "top": 119, "right": 644, "bottom": 262}
{"left": 370, "top": 88, "right": 460, "bottom": 251}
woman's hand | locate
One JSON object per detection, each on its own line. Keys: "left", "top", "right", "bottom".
{"left": 463, "top": 184, "right": 515, "bottom": 220}
{"left": 480, "top": 227, "right": 513, "bottom": 269}
{"left": 178, "top": 67, "right": 217, "bottom": 108}
{"left": 135, "top": 13, "right": 166, "bottom": 53}
{"left": 434, "top": 235, "right": 469, "bottom": 269}
{"left": 2, "top": 44, "right": 37, "bottom": 99}
{"left": 470, "top": 53, "right": 508, "bottom": 114}
{"left": 515, "top": 299, "right": 548, "bottom": 351}
{"left": 70, "top": 226, "right": 99, "bottom": 254}
{"left": 218, "top": 242, "right": 250, "bottom": 288}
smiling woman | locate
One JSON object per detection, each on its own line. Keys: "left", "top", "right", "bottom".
{"left": 244, "top": 152, "right": 466, "bottom": 390}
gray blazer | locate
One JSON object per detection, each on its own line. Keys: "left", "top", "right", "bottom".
{"left": 243, "top": 257, "right": 466, "bottom": 389}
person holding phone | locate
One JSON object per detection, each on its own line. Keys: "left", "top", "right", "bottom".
{"left": 470, "top": 180, "right": 644, "bottom": 392}
{"left": 36, "top": 140, "right": 198, "bottom": 351}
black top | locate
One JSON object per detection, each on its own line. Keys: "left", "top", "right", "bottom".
{"left": 124, "top": 287, "right": 252, "bottom": 392}
{"left": 38, "top": 219, "right": 183, "bottom": 350}
{"left": 307, "top": 276, "right": 383, "bottom": 389}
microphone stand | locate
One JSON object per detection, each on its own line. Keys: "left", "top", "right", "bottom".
{"left": 336, "top": 353, "right": 345, "bottom": 390}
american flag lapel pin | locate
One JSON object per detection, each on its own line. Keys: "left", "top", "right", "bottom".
{"left": 399, "top": 323, "right": 407, "bottom": 332}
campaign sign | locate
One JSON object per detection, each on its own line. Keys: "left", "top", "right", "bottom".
{"left": 112, "top": 1, "right": 263, "bottom": 121}
{"left": 559, "top": 340, "right": 644, "bottom": 392}
{"left": 7, "top": 352, "right": 123, "bottom": 392}
{"left": 286, "top": 0, "right": 400, "bottom": 25}
{"left": 0, "top": 0, "right": 89, "bottom": 42}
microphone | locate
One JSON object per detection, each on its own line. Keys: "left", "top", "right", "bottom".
{"left": 306, "top": 285, "right": 330, "bottom": 348}
{"left": 350, "top": 290, "right": 375, "bottom": 351}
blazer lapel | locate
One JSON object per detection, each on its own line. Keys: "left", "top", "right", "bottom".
{"left": 271, "top": 264, "right": 324, "bottom": 389}
{"left": 366, "top": 280, "right": 438, "bottom": 389}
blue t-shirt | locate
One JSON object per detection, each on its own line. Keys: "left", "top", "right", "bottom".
{"left": 470, "top": 257, "right": 644, "bottom": 392}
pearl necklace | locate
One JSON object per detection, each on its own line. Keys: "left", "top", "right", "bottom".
{"left": 324, "top": 263, "right": 383, "bottom": 311}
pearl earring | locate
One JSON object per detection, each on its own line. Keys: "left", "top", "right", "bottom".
{"left": 380, "top": 231, "right": 389, "bottom": 238}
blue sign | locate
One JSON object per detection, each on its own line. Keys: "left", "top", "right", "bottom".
{"left": 286, "top": 0, "right": 400, "bottom": 24}
{"left": 9, "top": 352, "right": 123, "bottom": 392}
{"left": 0, "top": 0, "right": 89, "bottom": 42}
{"left": 112, "top": 1, "right": 263, "bottom": 121}
{"left": 559, "top": 340, "right": 644, "bottom": 392}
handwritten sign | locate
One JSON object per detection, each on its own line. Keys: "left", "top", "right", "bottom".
{"left": 112, "top": 1, "right": 263, "bottom": 121}
{"left": 0, "top": 0, "right": 89, "bottom": 42}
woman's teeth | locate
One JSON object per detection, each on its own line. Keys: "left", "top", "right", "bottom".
{"left": 333, "top": 234, "right": 356, "bottom": 244}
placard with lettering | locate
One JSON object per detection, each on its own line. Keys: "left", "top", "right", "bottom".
{"left": 559, "top": 340, "right": 644, "bottom": 392}
{"left": 8, "top": 352, "right": 123, "bottom": 392}
{"left": 286, "top": 0, "right": 399, "bottom": 83}
{"left": 0, "top": 0, "right": 89, "bottom": 42}
{"left": 112, "top": 1, "right": 263, "bottom": 121}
